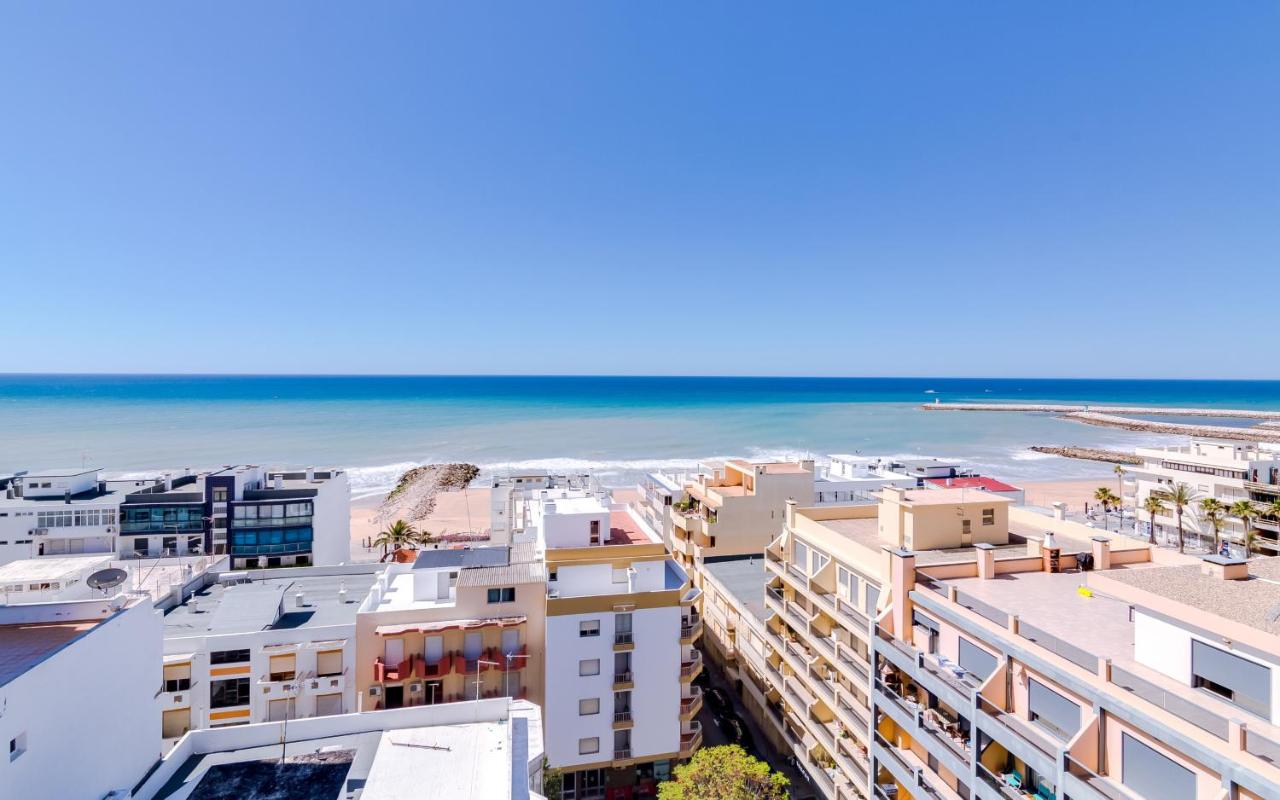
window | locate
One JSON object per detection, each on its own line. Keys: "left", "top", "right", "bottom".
{"left": 958, "top": 638, "right": 997, "bottom": 681}
{"left": 579, "top": 658, "right": 600, "bottom": 676}
{"left": 580, "top": 620, "right": 601, "bottom": 637}
{"left": 865, "top": 583, "right": 880, "bottom": 616}
{"left": 212, "top": 487, "right": 228, "bottom": 503}
{"left": 317, "top": 650, "right": 343, "bottom": 677}
{"left": 210, "top": 649, "right": 251, "bottom": 665}
{"left": 793, "top": 540, "right": 811, "bottom": 575}
{"left": 487, "top": 587, "right": 516, "bottom": 604}
{"left": 912, "top": 611, "right": 940, "bottom": 654}
{"left": 134, "top": 538, "right": 149, "bottom": 555}
{"left": 810, "top": 548, "right": 830, "bottom": 575}
{"left": 961, "top": 519, "right": 972, "bottom": 535}
{"left": 981, "top": 508, "right": 995, "bottom": 526}
{"left": 9, "top": 731, "right": 27, "bottom": 762}
{"left": 1192, "top": 640, "right": 1271, "bottom": 718}
{"left": 589, "top": 520, "right": 601, "bottom": 544}
{"left": 837, "top": 566, "right": 858, "bottom": 603}
{"left": 549, "top": 569, "right": 557, "bottom": 581}
{"left": 579, "top": 737, "right": 600, "bottom": 755}
{"left": 163, "top": 663, "right": 192, "bottom": 692}
{"left": 1122, "top": 732, "right": 1194, "bottom": 800}
{"left": 1028, "top": 679, "right": 1080, "bottom": 740}
{"left": 187, "top": 535, "right": 203, "bottom": 553}
{"left": 579, "top": 698, "right": 600, "bottom": 716}
{"left": 210, "top": 677, "right": 251, "bottom": 708}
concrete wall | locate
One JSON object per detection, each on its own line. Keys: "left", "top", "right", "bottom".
{"left": 0, "top": 598, "right": 161, "bottom": 800}
{"left": 310, "top": 473, "right": 351, "bottom": 566}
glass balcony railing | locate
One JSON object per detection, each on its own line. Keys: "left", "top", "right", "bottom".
{"left": 231, "top": 515, "right": 313, "bottom": 529}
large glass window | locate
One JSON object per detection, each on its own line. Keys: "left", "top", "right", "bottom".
{"left": 837, "top": 566, "right": 858, "bottom": 603}
{"left": 228, "top": 527, "right": 313, "bottom": 555}
{"left": 210, "top": 677, "right": 251, "bottom": 709}
{"left": 958, "top": 638, "right": 997, "bottom": 681}
{"left": 121, "top": 505, "right": 204, "bottom": 533}
{"left": 1192, "top": 640, "right": 1271, "bottom": 718}
{"left": 231, "top": 501, "right": 313, "bottom": 528}
{"left": 210, "top": 649, "right": 251, "bottom": 665}
{"left": 1028, "top": 679, "right": 1080, "bottom": 740}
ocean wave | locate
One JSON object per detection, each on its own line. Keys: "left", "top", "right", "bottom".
{"left": 1009, "top": 450, "right": 1056, "bottom": 461}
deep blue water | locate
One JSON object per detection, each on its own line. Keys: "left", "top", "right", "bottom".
{"left": 1, "top": 375, "right": 1277, "bottom": 491}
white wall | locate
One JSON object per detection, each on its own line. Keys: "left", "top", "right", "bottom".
{"left": 0, "top": 598, "right": 162, "bottom": 800}
{"left": 310, "top": 473, "right": 351, "bottom": 566}
{"left": 543, "top": 605, "right": 680, "bottom": 769}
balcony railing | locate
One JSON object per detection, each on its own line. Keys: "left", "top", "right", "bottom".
{"left": 680, "top": 687, "right": 703, "bottom": 717}
{"left": 976, "top": 763, "right": 1026, "bottom": 800}
{"left": 614, "top": 710, "right": 632, "bottom": 724}
{"left": 976, "top": 695, "right": 1058, "bottom": 757}
{"left": 374, "top": 656, "right": 413, "bottom": 683}
{"left": 680, "top": 722, "right": 703, "bottom": 753}
{"left": 836, "top": 646, "right": 870, "bottom": 683}
{"left": 613, "top": 671, "right": 633, "bottom": 686}
{"left": 1065, "top": 754, "right": 1131, "bottom": 800}
{"left": 873, "top": 730, "right": 911, "bottom": 777}
{"left": 680, "top": 617, "right": 703, "bottom": 641}
{"left": 679, "top": 652, "right": 703, "bottom": 678}
{"left": 614, "top": 748, "right": 632, "bottom": 761}
{"left": 836, "top": 598, "right": 869, "bottom": 628}
{"left": 836, "top": 693, "right": 870, "bottom": 731}
{"left": 614, "top": 631, "right": 634, "bottom": 646}
{"left": 231, "top": 515, "right": 313, "bottom": 529}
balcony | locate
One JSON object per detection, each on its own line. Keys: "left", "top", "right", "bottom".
{"left": 614, "top": 748, "right": 633, "bottom": 762}
{"left": 835, "top": 740, "right": 870, "bottom": 787}
{"left": 836, "top": 597, "right": 869, "bottom": 630}
{"left": 1064, "top": 754, "right": 1132, "bottom": 800}
{"left": 415, "top": 652, "right": 454, "bottom": 679}
{"left": 614, "top": 631, "right": 635, "bottom": 651}
{"left": 679, "top": 721, "right": 703, "bottom": 756}
{"left": 835, "top": 692, "right": 870, "bottom": 734}
{"left": 784, "top": 600, "right": 812, "bottom": 631}
{"left": 374, "top": 656, "right": 413, "bottom": 683}
{"left": 765, "top": 586, "right": 787, "bottom": 618}
{"left": 975, "top": 695, "right": 1059, "bottom": 777}
{"left": 496, "top": 645, "right": 528, "bottom": 672}
{"left": 679, "top": 615, "right": 703, "bottom": 644}
{"left": 613, "top": 709, "right": 634, "bottom": 729}
{"left": 679, "top": 651, "right": 703, "bottom": 682}
{"left": 679, "top": 686, "right": 704, "bottom": 720}
{"left": 835, "top": 644, "right": 870, "bottom": 684}
{"left": 613, "top": 671, "right": 634, "bottom": 690}
{"left": 455, "top": 653, "right": 497, "bottom": 675}
{"left": 976, "top": 763, "right": 1033, "bottom": 800}
{"left": 785, "top": 677, "right": 816, "bottom": 712}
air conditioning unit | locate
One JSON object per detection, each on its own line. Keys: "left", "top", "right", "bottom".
{"left": 369, "top": 686, "right": 382, "bottom": 697}
{"left": 409, "top": 682, "right": 423, "bottom": 693}
{"left": 310, "top": 680, "right": 320, "bottom": 690}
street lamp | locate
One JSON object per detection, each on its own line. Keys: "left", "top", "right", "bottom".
{"left": 504, "top": 652, "right": 530, "bottom": 699}
{"left": 475, "top": 659, "right": 498, "bottom": 701}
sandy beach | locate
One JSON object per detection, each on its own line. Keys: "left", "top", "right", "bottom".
{"left": 348, "top": 487, "right": 494, "bottom": 562}
{"left": 1019, "top": 477, "right": 1120, "bottom": 514}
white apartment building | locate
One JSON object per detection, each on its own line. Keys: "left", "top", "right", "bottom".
{"left": 0, "top": 464, "right": 351, "bottom": 568}
{"left": 1125, "top": 439, "right": 1280, "bottom": 553}
{"left": 0, "top": 594, "right": 161, "bottom": 800}
{"left": 158, "top": 564, "right": 381, "bottom": 740}
{"left": 0, "top": 468, "right": 129, "bottom": 565}
{"left": 530, "top": 488, "right": 703, "bottom": 798}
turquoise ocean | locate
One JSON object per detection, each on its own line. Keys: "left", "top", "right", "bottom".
{"left": 2, "top": 375, "right": 1278, "bottom": 496}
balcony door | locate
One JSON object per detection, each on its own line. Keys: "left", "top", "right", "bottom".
{"left": 425, "top": 635, "right": 444, "bottom": 663}
{"left": 385, "top": 638, "right": 405, "bottom": 666}
{"left": 502, "top": 629, "right": 520, "bottom": 656}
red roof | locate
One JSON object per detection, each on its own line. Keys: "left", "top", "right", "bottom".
{"left": 925, "top": 476, "right": 1021, "bottom": 493}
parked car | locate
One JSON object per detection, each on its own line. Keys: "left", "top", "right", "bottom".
{"left": 705, "top": 686, "right": 730, "bottom": 714}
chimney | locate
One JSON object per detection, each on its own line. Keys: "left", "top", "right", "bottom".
{"left": 163, "top": 473, "right": 172, "bottom": 491}
{"left": 1091, "top": 536, "right": 1112, "bottom": 570}
{"left": 305, "top": 466, "right": 315, "bottom": 483}
{"left": 295, "top": 591, "right": 307, "bottom": 607}
{"left": 1041, "top": 531, "right": 1062, "bottom": 573}
{"left": 975, "top": 542, "right": 997, "bottom": 579}
{"left": 273, "top": 474, "right": 283, "bottom": 490}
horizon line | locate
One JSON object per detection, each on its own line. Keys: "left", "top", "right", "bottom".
{"left": 1, "top": 371, "right": 1279, "bottom": 383}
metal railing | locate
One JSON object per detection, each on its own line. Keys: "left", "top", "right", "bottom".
{"left": 613, "top": 671, "right": 633, "bottom": 685}
{"left": 975, "top": 695, "right": 1057, "bottom": 757}
{"left": 1064, "top": 754, "right": 1131, "bottom": 800}
{"left": 614, "top": 631, "right": 633, "bottom": 646}
{"left": 1109, "top": 664, "right": 1229, "bottom": 740}
{"left": 613, "top": 710, "right": 632, "bottom": 723}
{"left": 975, "top": 763, "right": 1024, "bottom": 800}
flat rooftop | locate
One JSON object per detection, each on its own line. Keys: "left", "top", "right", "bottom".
{"left": 164, "top": 571, "right": 380, "bottom": 637}
{"left": 605, "top": 509, "right": 658, "bottom": 545}
{"left": 702, "top": 556, "right": 768, "bottom": 623}
{"left": 0, "top": 483, "right": 129, "bottom": 507}
{"left": 0, "top": 554, "right": 112, "bottom": 584}
{"left": 0, "top": 618, "right": 99, "bottom": 687}
{"left": 1103, "top": 557, "right": 1280, "bottom": 635}
{"left": 144, "top": 700, "right": 541, "bottom": 800}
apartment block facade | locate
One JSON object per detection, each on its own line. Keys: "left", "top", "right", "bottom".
{"left": 866, "top": 497, "right": 1280, "bottom": 800}
{"left": 1125, "top": 439, "right": 1280, "bottom": 555}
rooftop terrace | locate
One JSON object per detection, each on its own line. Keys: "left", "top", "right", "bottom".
{"left": 702, "top": 556, "right": 768, "bottom": 623}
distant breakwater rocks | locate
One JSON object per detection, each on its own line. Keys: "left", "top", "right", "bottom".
{"left": 1028, "top": 446, "right": 1142, "bottom": 465}
{"left": 922, "top": 402, "right": 1280, "bottom": 443}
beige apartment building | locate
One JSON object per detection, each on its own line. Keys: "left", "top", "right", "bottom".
{"left": 354, "top": 543, "right": 546, "bottom": 711}
{"left": 639, "top": 459, "right": 815, "bottom": 578}
{"left": 862, "top": 495, "right": 1280, "bottom": 800}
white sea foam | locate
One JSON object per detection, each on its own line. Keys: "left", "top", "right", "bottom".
{"left": 1010, "top": 450, "right": 1056, "bottom": 461}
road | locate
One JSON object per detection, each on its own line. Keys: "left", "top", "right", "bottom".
{"left": 697, "top": 646, "right": 820, "bottom": 799}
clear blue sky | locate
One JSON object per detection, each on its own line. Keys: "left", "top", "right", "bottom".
{"left": 2, "top": 3, "right": 1276, "bottom": 378}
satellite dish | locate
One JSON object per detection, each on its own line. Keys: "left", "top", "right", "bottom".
{"left": 87, "top": 568, "right": 128, "bottom": 592}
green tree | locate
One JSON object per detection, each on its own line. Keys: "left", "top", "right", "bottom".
{"left": 1113, "top": 464, "right": 1126, "bottom": 499}
{"left": 658, "top": 745, "right": 788, "bottom": 800}
{"left": 373, "top": 519, "right": 419, "bottom": 561}
{"left": 1142, "top": 495, "right": 1164, "bottom": 546}
{"left": 1093, "top": 487, "right": 1118, "bottom": 531}
{"left": 1229, "top": 499, "right": 1258, "bottom": 557}
{"left": 1158, "top": 483, "right": 1196, "bottom": 554}
{"left": 1198, "top": 498, "right": 1225, "bottom": 555}
{"left": 541, "top": 759, "right": 563, "bottom": 800}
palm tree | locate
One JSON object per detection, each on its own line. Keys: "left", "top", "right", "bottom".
{"left": 1159, "top": 483, "right": 1196, "bottom": 554}
{"left": 373, "top": 519, "right": 418, "bottom": 561}
{"left": 1229, "top": 499, "right": 1258, "bottom": 558}
{"left": 1093, "top": 487, "right": 1112, "bottom": 530}
{"left": 1198, "top": 498, "right": 1225, "bottom": 555}
{"left": 1113, "top": 464, "right": 1126, "bottom": 507}
{"left": 1142, "top": 495, "right": 1164, "bottom": 546}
